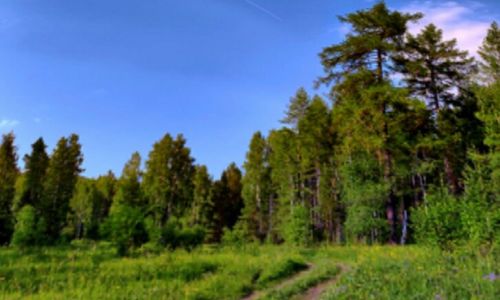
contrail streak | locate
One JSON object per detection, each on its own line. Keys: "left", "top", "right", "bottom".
{"left": 244, "top": 0, "right": 283, "bottom": 21}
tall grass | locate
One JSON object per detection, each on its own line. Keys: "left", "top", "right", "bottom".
{"left": 0, "top": 243, "right": 498, "bottom": 299}
{"left": 0, "top": 242, "right": 308, "bottom": 300}
{"left": 321, "top": 245, "right": 500, "bottom": 300}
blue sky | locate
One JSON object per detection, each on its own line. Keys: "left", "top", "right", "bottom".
{"left": 1, "top": 0, "right": 498, "bottom": 178}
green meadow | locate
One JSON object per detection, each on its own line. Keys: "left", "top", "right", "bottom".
{"left": 0, "top": 243, "right": 498, "bottom": 300}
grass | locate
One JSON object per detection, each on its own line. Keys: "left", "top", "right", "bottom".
{"left": 0, "top": 242, "right": 309, "bottom": 300}
{"left": 0, "top": 242, "right": 498, "bottom": 299}
{"left": 321, "top": 245, "right": 500, "bottom": 300}
{"left": 259, "top": 261, "right": 340, "bottom": 300}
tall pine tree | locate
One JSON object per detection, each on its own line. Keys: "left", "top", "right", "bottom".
{"left": 0, "top": 133, "right": 19, "bottom": 244}
{"left": 41, "top": 134, "right": 83, "bottom": 242}
{"left": 15, "top": 138, "right": 49, "bottom": 213}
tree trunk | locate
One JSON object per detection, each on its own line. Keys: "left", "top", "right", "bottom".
{"left": 377, "top": 49, "right": 384, "bottom": 83}
{"left": 444, "top": 155, "right": 459, "bottom": 194}
{"left": 383, "top": 146, "right": 397, "bottom": 244}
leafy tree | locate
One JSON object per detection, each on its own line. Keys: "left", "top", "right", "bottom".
{"left": 191, "top": 165, "right": 214, "bottom": 230}
{"left": 318, "top": 1, "right": 421, "bottom": 88}
{"left": 70, "top": 178, "right": 105, "bottom": 239}
{"left": 281, "top": 88, "right": 311, "bottom": 129}
{"left": 268, "top": 128, "right": 301, "bottom": 242}
{"left": 113, "top": 152, "right": 143, "bottom": 207}
{"left": 284, "top": 204, "right": 311, "bottom": 246}
{"left": 143, "top": 134, "right": 195, "bottom": 228}
{"left": 395, "top": 24, "right": 473, "bottom": 112}
{"left": 297, "top": 96, "right": 332, "bottom": 238}
{"left": 103, "top": 204, "right": 147, "bottom": 256}
{"left": 478, "top": 21, "right": 500, "bottom": 83}
{"left": 411, "top": 188, "right": 464, "bottom": 249}
{"left": 95, "top": 171, "right": 117, "bottom": 223}
{"left": 395, "top": 24, "right": 475, "bottom": 193}
{"left": 0, "top": 133, "right": 19, "bottom": 244}
{"left": 241, "top": 132, "right": 272, "bottom": 242}
{"left": 318, "top": 2, "right": 421, "bottom": 243}
{"left": 213, "top": 163, "right": 243, "bottom": 242}
{"left": 14, "top": 138, "right": 49, "bottom": 213}
{"left": 476, "top": 24, "right": 500, "bottom": 196}
{"left": 11, "top": 205, "right": 44, "bottom": 247}
{"left": 460, "top": 156, "right": 499, "bottom": 245}
{"left": 476, "top": 84, "right": 500, "bottom": 196}
{"left": 41, "top": 134, "right": 83, "bottom": 243}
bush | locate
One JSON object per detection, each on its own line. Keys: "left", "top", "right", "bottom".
{"left": 283, "top": 204, "right": 312, "bottom": 246}
{"left": 460, "top": 158, "right": 500, "bottom": 245}
{"left": 221, "top": 222, "right": 250, "bottom": 247}
{"left": 11, "top": 205, "right": 44, "bottom": 247}
{"left": 159, "top": 218, "right": 205, "bottom": 251}
{"left": 412, "top": 188, "right": 465, "bottom": 249}
{"left": 101, "top": 204, "right": 148, "bottom": 255}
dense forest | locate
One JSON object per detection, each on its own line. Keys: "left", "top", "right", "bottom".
{"left": 0, "top": 2, "right": 498, "bottom": 255}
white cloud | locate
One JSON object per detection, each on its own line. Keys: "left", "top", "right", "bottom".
{"left": 402, "top": 1, "right": 493, "bottom": 57}
{"left": 0, "top": 119, "right": 19, "bottom": 128}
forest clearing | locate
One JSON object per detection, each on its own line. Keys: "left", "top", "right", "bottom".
{"left": 0, "top": 243, "right": 498, "bottom": 299}
{"left": 0, "top": 1, "right": 499, "bottom": 299}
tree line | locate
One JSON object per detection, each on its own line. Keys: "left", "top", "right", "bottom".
{"left": 0, "top": 2, "right": 498, "bottom": 252}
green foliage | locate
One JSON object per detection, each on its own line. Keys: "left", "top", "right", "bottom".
{"left": 476, "top": 82, "right": 500, "bottom": 196}
{"left": 212, "top": 163, "right": 243, "bottom": 242}
{"left": 14, "top": 138, "right": 48, "bottom": 213}
{"left": 267, "top": 128, "right": 300, "bottom": 241}
{"left": 191, "top": 165, "right": 214, "bottom": 233}
{"left": 256, "top": 258, "right": 308, "bottom": 287}
{"left": 411, "top": 188, "right": 465, "bottom": 248}
{"left": 460, "top": 155, "right": 500, "bottom": 245}
{"left": 0, "top": 133, "right": 19, "bottom": 245}
{"left": 41, "top": 134, "right": 83, "bottom": 243}
{"left": 478, "top": 21, "right": 500, "bottom": 83}
{"left": 284, "top": 204, "right": 312, "bottom": 246}
{"left": 395, "top": 23, "right": 473, "bottom": 111}
{"left": 101, "top": 204, "right": 148, "bottom": 255}
{"left": 323, "top": 246, "right": 500, "bottom": 300}
{"left": 318, "top": 1, "right": 421, "bottom": 87}
{"left": 11, "top": 205, "right": 44, "bottom": 247}
{"left": 95, "top": 171, "right": 117, "bottom": 221}
{"left": 242, "top": 132, "right": 272, "bottom": 242}
{"left": 260, "top": 259, "right": 340, "bottom": 300}
{"left": 112, "top": 152, "right": 143, "bottom": 207}
{"left": 221, "top": 222, "right": 251, "bottom": 247}
{"left": 340, "top": 155, "right": 388, "bottom": 243}
{"left": 143, "top": 134, "right": 195, "bottom": 228}
{"left": 281, "top": 87, "right": 311, "bottom": 128}
{"left": 0, "top": 0, "right": 498, "bottom": 252}
{"left": 69, "top": 178, "right": 109, "bottom": 240}
{"left": 158, "top": 218, "right": 205, "bottom": 251}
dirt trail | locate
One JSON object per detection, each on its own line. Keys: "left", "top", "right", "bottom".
{"left": 241, "top": 264, "right": 313, "bottom": 300}
{"left": 294, "top": 264, "right": 349, "bottom": 300}
{"left": 242, "top": 263, "right": 350, "bottom": 300}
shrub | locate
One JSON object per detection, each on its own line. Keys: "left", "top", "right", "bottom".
{"left": 11, "top": 205, "right": 44, "bottom": 247}
{"left": 283, "top": 204, "right": 312, "bottom": 246}
{"left": 460, "top": 157, "right": 500, "bottom": 246}
{"left": 101, "top": 204, "right": 148, "bottom": 255}
{"left": 412, "top": 188, "right": 465, "bottom": 249}
{"left": 159, "top": 218, "right": 205, "bottom": 251}
{"left": 221, "top": 222, "right": 250, "bottom": 247}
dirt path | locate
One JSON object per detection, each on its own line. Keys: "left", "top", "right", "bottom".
{"left": 241, "top": 264, "right": 313, "bottom": 300}
{"left": 294, "top": 264, "right": 349, "bottom": 300}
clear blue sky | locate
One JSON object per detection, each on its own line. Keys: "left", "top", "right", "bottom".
{"left": 1, "top": 0, "right": 498, "bottom": 178}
